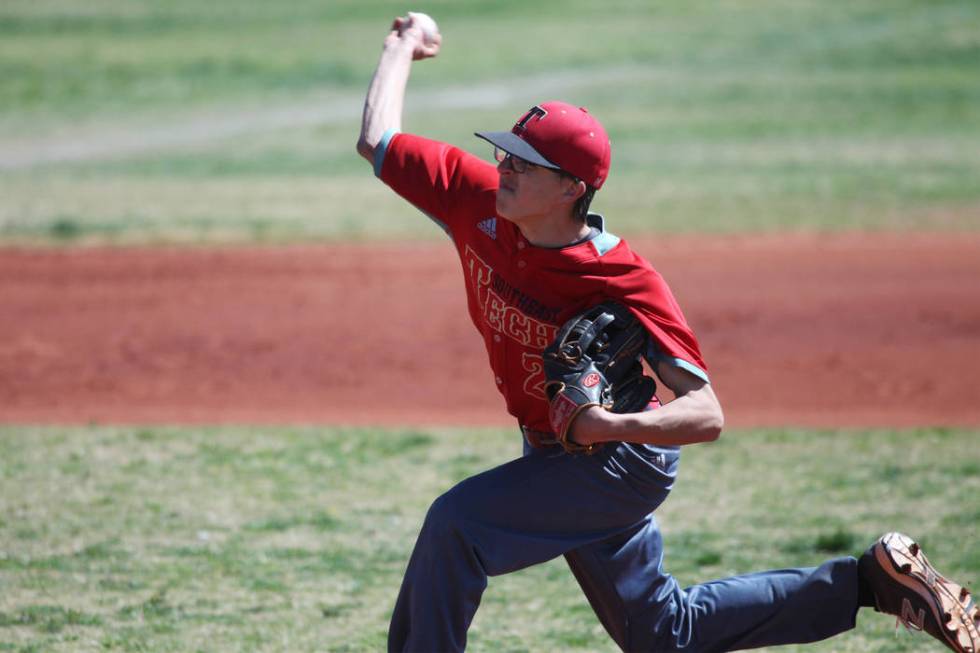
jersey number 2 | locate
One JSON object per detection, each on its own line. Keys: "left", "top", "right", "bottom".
{"left": 521, "top": 353, "right": 547, "bottom": 400}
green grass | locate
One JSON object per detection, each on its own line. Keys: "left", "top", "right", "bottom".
{"left": 1, "top": 0, "right": 979, "bottom": 244}
{"left": 0, "top": 425, "right": 977, "bottom": 652}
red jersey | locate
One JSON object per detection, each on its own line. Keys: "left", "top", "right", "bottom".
{"left": 376, "top": 131, "right": 708, "bottom": 434}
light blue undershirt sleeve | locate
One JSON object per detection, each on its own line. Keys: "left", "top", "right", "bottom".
{"left": 373, "top": 128, "right": 398, "bottom": 178}
{"left": 645, "top": 341, "right": 710, "bottom": 383}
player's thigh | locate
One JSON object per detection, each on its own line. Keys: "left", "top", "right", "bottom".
{"left": 434, "top": 443, "right": 669, "bottom": 536}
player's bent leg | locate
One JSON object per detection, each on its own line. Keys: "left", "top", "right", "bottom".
{"left": 561, "top": 442, "right": 680, "bottom": 649}
{"left": 388, "top": 442, "right": 677, "bottom": 653}
{"left": 639, "top": 557, "right": 861, "bottom": 651}
{"left": 387, "top": 488, "right": 487, "bottom": 653}
{"left": 550, "top": 441, "right": 860, "bottom": 651}
{"left": 564, "top": 508, "right": 859, "bottom": 650}
{"left": 564, "top": 512, "right": 675, "bottom": 650}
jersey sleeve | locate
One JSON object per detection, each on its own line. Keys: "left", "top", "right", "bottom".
{"left": 603, "top": 251, "right": 709, "bottom": 382}
{"left": 374, "top": 130, "right": 498, "bottom": 234}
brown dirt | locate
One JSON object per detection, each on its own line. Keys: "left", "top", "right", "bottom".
{"left": 2, "top": 233, "right": 978, "bottom": 429}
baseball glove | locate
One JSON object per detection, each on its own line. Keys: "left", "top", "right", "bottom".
{"left": 543, "top": 301, "right": 656, "bottom": 454}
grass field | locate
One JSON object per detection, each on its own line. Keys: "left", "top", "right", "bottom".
{"left": 2, "top": 3, "right": 978, "bottom": 652}
{"left": 2, "top": 0, "right": 979, "bottom": 243}
{"left": 1, "top": 425, "right": 977, "bottom": 652}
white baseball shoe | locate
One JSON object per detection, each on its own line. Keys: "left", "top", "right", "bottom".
{"left": 859, "top": 532, "right": 979, "bottom": 652}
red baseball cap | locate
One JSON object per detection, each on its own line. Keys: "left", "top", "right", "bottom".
{"left": 475, "top": 101, "right": 611, "bottom": 189}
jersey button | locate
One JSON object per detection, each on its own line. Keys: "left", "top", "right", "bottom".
{"left": 517, "top": 241, "right": 526, "bottom": 250}
{"left": 517, "top": 260, "right": 526, "bottom": 269}
{"left": 495, "top": 376, "right": 503, "bottom": 385}
{"left": 493, "top": 334, "right": 501, "bottom": 343}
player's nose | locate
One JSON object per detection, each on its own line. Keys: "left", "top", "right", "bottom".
{"left": 497, "top": 155, "right": 517, "bottom": 175}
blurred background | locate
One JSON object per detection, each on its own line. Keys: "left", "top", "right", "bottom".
{"left": 2, "top": 0, "right": 978, "bottom": 244}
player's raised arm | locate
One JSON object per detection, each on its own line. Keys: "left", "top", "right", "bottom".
{"left": 356, "top": 13, "right": 441, "bottom": 163}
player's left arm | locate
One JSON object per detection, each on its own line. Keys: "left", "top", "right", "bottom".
{"left": 569, "top": 361, "right": 724, "bottom": 447}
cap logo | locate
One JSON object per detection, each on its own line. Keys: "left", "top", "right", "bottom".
{"left": 514, "top": 105, "right": 548, "bottom": 133}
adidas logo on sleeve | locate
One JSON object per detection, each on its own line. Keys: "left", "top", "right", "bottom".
{"left": 477, "top": 217, "right": 497, "bottom": 240}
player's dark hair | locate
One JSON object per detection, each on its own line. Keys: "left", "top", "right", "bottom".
{"left": 574, "top": 186, "right": 597, "bottom": 221}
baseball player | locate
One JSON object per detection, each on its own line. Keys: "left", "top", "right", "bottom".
{"left": 356, "top": 14, "right": 979, "bottom": 653}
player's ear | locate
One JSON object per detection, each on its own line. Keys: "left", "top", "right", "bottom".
{"left": 564, "top": 178, "right": 587, "bottom": 202}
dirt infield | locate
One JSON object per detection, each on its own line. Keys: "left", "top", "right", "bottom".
{"left": 2, "top": 232, "right": 978, "bottom": 428}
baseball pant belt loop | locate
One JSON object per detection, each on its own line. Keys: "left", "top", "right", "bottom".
{"left": 521, "top": 425, "right": 560, "bottom": 449}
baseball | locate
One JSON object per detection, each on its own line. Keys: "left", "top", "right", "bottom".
{"left": 407, "top": 11, "right": 439, "bottom": 44}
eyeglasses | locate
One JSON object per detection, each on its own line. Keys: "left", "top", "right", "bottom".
{"left": 493, "top": 147, "right": 536, "bottom": 174}
{"left": 492, "top": 147, "right": 581, "bottom": 184}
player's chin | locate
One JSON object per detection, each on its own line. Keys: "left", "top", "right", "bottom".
{"left": 495, "top": 195, "right": 515, "bottom": 221}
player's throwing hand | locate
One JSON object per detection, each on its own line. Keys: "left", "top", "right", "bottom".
{"left": 387, "top": 12, "right": 441, "bottom": 60}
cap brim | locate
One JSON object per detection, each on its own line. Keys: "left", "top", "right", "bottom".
{"left": 474, "top": 131, "right": 561, "bottom": 170}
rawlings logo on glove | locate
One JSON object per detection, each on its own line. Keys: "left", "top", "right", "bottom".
{"left": 543, "top": 301, "right": 656, "bottom": 454}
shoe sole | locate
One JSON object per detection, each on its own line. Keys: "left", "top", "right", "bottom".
{"left": 874, "top": 532, "right": 979, "bottom": 653}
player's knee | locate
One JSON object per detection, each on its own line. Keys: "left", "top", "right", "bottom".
{"left": 622, "top": 585, "right": 693, "bottom": 652}
{"left": 423, "top": 485, "right": 468, "bottom": 536}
